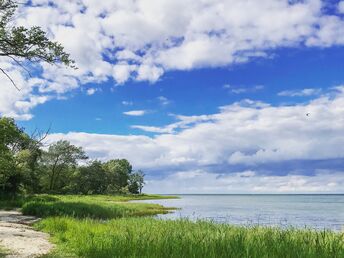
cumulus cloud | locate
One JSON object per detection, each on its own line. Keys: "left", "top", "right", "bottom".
{"left": 2, "top": 0, "right": 344, "bottom": 119}
{"left": 123, "top": 110, "right": 147, "bottom": 116}
{"left": 47, "top": 87, "right": 344, "bottom": 193}
{"left": 278, "top": 88, "right": 322, "bottom": 97}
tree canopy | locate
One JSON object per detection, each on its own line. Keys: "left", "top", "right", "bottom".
{"left": 0, "top": 0, "right": 75, "bottom": 89}
{"left": 0, "top": 117, "right": 145, "bottom": 195}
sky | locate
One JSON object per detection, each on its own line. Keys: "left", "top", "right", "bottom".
{"left": 1, "top": 0, "right": 344, "bottom": 193}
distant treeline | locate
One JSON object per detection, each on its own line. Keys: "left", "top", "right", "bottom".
{"left": 0, "top": 117, "right": 145, "bottom": 195}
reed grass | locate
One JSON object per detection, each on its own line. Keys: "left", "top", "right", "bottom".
{"left": 0, "top": 194, "right": 176, "bottom": 219}
{"left": 37, "top": 217, "right": 344, "bottom": 258}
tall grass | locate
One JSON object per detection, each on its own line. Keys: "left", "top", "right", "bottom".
{"left": 22, "top": 201, "right": 172, "bottom": 219}
{"left": 0, "top": 194, "right": 176, "bottom": 218}
{"left": 37, "top": 217, "right": 344, "bottom": 258}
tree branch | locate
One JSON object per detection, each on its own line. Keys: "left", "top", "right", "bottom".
{"left": 0, "top": 67, "right": 20, "bottom": 90}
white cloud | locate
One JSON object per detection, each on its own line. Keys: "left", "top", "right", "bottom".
{"left": 123, "top": 110, "right": 147, "bottom": 116}
{"left": 86, "top": 88, "right": 98, "bottom": 95}
{"left": 132, "top": 114, "right": 213, "bottom": 134}
{"left": 145, "top": 170, "right": 344, "bottom": 194}
{"left": 48, "top": 86, "right": 344, "bottom": 170}
{"left": 131, "top": 125, "right": 174, "bottom": 134}
{"left": 278, "top": 88, "right": 322, "bottom": 97}
{"left": 339, "top": 1, "right": 344, "bottom": 13}
{"left": 157, "top": 96, "right": 171, "bottom": 106}
{"left": 122, "top": 101, "right": 133, "bottom": 106}
{"left": 2, "top": 0, "right": 344, "bottom": 119}
{"left": 224, "top": 84, "right": 265, "bottom": 94}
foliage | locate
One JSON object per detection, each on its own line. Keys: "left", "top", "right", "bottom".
{"left": 0, "top": 117, "right": 146, "bottom": 195}
{"left": 129, "top": 170, "right": 145, "bottom": 194}
{"left": 0, "top": 117, "right": 40, "bottom": 194}
{"left": 71, "top": 160, "right": 107, "bottom": 194}
{"left": 37, "top": 217, "right": 344, "bottom": 258}
{"left": 40, "top": 140, "right": 87, "bottom": 193}
{"left": 0, "top": 0, "right": 75, "bottom": 89}
{"left": 103, "top": 159, "right": 132, "bottom": 193}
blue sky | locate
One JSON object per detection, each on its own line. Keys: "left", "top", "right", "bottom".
{"left": 20, "top": 47, "right": 344, "bottom": 135}
{"left": 1, "top": 0, "right": 344, "bottom": 193}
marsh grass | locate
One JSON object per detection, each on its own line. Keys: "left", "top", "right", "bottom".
{"left": 37, "top": 217, "right": 344, "bottom": 258}
{"left": 22, "top": 201, "right": 172, "bottom": 219}
{"left": 0, "top": 194, "right": 176, "bottom": 219}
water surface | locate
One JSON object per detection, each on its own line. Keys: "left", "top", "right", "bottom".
{"left": 138, "top": 194, "right": 344, "bottom": 231}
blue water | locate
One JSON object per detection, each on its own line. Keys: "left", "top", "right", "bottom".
{"left": 137, "top": 195, "right": 344, "bottom": 231}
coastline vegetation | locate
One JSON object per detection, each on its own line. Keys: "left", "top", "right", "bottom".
{"left": 0, "top": 194, "right": 177, "bottom": 218}
{"left": 37, "top": 217, "right": 344, "bottom": 258}
{"left": 2, "top": 193, "right": 342, "bottom": 258}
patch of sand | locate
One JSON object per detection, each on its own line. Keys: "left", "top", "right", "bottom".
{"left": 0, "top": 211, "right": 54, "bottom": 258}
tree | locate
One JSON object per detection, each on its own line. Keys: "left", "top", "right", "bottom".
{"left": 40, "top": 140, "right": 87, "bottom": 193}
{"left": 129, "top": 170, "right": 145, "bottom": 194}
{"left": 103, "top": 159, "right": 132, "bottom": 194}
{"left": 0, "top": 0, "right": 75, "bottom": 89}
{"left": 0, "top": 117, "right": 39, "bottom": 194}
{"left": 72, "top": 160, "right": 107, "bottom": 194}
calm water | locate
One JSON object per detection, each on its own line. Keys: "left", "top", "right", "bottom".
{"left": 137, "top": 195, "right": 344, "bottom": 231}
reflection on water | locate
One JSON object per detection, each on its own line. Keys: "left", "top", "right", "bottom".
{"left": 137, "top": 195, "right": 344, "bottom": 231}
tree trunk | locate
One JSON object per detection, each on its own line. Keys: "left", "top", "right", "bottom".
{"left": 49, "top": 156, "right": 60, "bottom": 191}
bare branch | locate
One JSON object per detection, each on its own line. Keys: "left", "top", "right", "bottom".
{"left": 7, "top": 55, "right": 32, "bottom": 77}
{"left": 0, "top": 67, "right": 21, "bottom": 90}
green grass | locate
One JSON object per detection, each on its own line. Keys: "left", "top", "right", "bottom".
{"left": 36, "top": 217, "right": 344, "bottom": 258}
{"left": 22, "top": 201, "right": 173, "bottom": 219}
{"left": 0, "top": 194, "right": 177, "bottom": 219}
{"left": 0, "top": 194, "right": 177, "bottom": 209}
{"left": 2, "top": 194, "right": 343, "bottom": 258}
{"left": 0, "top": 246, "right": 9, "bottom": 258}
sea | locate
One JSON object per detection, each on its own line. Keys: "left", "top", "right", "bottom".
{"left": 136, "top": 194, "right": 344, "bottom": 231}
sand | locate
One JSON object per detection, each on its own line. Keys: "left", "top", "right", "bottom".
{"left": 0, "top": 210, "right": 54, "bottom": 258}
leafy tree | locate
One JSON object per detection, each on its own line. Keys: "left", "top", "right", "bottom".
{"left": 103, "top": 159, "right": 132, "bottom": 194}
{"left": 40, "top": 140, "right": 87, "bottom": 193}
{"left": 72, "top": 160, "right": 107, "bottom": 194}
{"left": 129, "top": 170, "right": 145, "bottom": 194}
{"left": 0, "top": 0, "right": 75, "bottom": 89}
{"left": 0, "top": 117, "right": 39, "bottom": 194}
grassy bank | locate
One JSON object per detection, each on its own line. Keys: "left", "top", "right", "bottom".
{"left": 36, "top": 217, "right": 344, "bottom": 258}
{"left": 0, "top": 194, "right": 176, "bottom": 219}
